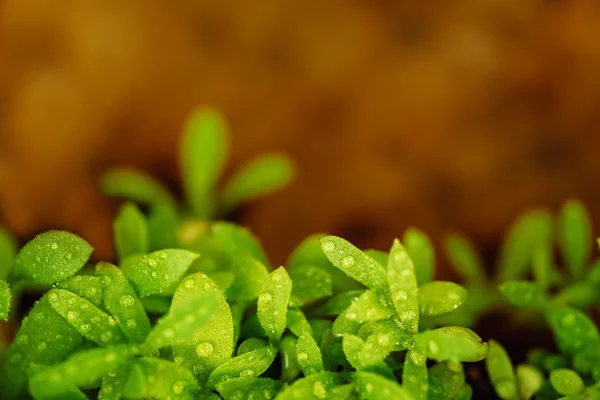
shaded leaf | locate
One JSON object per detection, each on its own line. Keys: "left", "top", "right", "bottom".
{"left": 289, "top": 265, "right": 333, "bottom": 304}
{"left": 355, "top": 371, "right": 414, "bottom": 399}
{"left": 113, "top": 202, "right": 148, "bottom": 261}
{"left": 0, "top": 280, "right": 10, "bottom": 320}
{"left": 100, "top": 168, "right": 174, "bottom": 206}
{"left": 57, "top": 276, "right": 104, "bottom": 307}
{"left": 0, "top": 227, "right": 16, "bottom": 280}
{"left": 280, "top": 335, "right": 301, "bottom": 382}
{"left": 558, "top": 200, "right": 592, "bottom": 280}
{"left": 485, "top": 340, "right": 517, "bottom": 400}
{"left": 310, "top": 290, "right": 364, "bottom": 318}
{"left": 276, "top": 371, "right": 342, "bottom": 400}
{"left": 257, "top": 267, "right": 292, "bottom": 344}
{"left": 124, "top": 357, "right": 198, "bottom": 400}
{"left": 550, "top": 369, "right": 584, "bottom": 396}
{"left": 207, "top": 346, "right": 277, "bottom": 388}
{"left": 98, "top": 362, "right": 133, "bottom": 400}
{"left": 227, "top": 256, "right": 269, "bottom": 303}
{"left": 387, "top": 240, "right": 419, "bottom": 335}
{"left": 216, "top": 377, "right": 282, "bottom": 400}
{"left": 404, "top": 228, "right": 435, "bottom": 285}
{"left": 444, "top": 234, "right": 486, "bottom": 284}
{"left": 499, "top": 281, "right": 545, "bottom": 309}
{"left": 238, "top": 338, "right": 268, "bottom": 356}
{"left": 549, "top": 306, "right": 600, "bottom": 355}
{"left": 418, "top": 281, "right": 467, "bottom": 316}
{"left": 147, "top": 203, "right": 179, "bottom": 250}
{"left": 211, "top": 222, "right": 270, "bottom": 268}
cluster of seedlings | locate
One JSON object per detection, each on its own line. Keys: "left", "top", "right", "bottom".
{"left": 0, "top": 110, "right": 599, "bottom": 399}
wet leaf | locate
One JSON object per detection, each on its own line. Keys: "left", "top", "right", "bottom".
{"left": 147, "top": 203, "right": 179, "bottom": 250}
{"left": 320, "top": 236, "right": 387, "bottom": 289}
{"left": 429, "top": 362, "right": 466, "bottom": 399}
{"left": 100, "top": 168, "right": 174, "bottom": 206}
{"left": 124, "top": 357, "right": 198, "bottom": 400}
{"left": 125, "top": 249, "right": 199, "bottom": 297}
{"left": 57, "top": 275, "right": 104, "bottom": 307}
{"left": 181, "top": 108, "right": 228, "bottom": 218}
{"left": 418, "top": 281, "right": 467, "bottom": 316}
{"left": 296, "top": 333, "right": 324, "bottom": 375}
{"left": 416, "top": 327, "right": 488, "bottom": 362}
{"left": 221, "top": 153, "right": 294, "bottom": 212}
{"left": 48, "top": 289, "right": 127, "bottom": 346}
{"left": 227, "top": 256, "right": 269, "bottom": 303}
{"left": 0, "top": 280, "right": 10, "bottom": 320}
{"left": 0, "top": 227, "right": 16, "bottom": 280}
{"left": 355, "top": 371, "right": 413, "bottom": 399}
{"left": 238, "top": 338, "right": 268, "bottom": 356}
{"left": 96, "top": 262, "right": 151, "bottom": 343}
{"left": 98, "top": 362, "right": 132, "bottom": 400}
{"left": 499, "top": 281, "right": 545, "bottom": 309}
{"left": 550, "top": 369, "right": 584, "bottom": 396}
{"left": 113, "top": 202, "right": 149, "bottom": 261}
{"left": 404, "top": 228, "right": 435, "bottom": 285}
{"left": 558, "top": 200, "right": 592, "bottom": 280}
{"left": 280, "top": 335, "right": 301, "bottom": 382}
{"left": 485, "top": 340, "right": 517, "bottom": 400}
{"left": 289, "top": 265, "right": 333, "bottom": 304}
{"left": 171, "top": 272, "right": 233, "bottom": 382}
{"left": 29, "top": 345, "right": 134, "bottom": 397}
{"left": 344, "top": 289, "right": 392, "bottom": 324}
{"left": 387, "top": 239, "right": 419, "bottom": 335}
{"left": 211, "top": 222, "right": 270, "bottom": 268}
{"left": 444, "top": 234, "right": 486, "bottom": 284}
{"left": 287, "top": 308, "right": 313, "bottom": 338}
{"left": 549, "top": 306, "right": 600, "bottom": 355}
{"left": 257, "top": 267, "right": 292, "bottom": 344}
{"left": 516, "top": 364, "right": 544, "bottom": 400}
{"left": 357, "top": 319, "right": 406, "bottom": 366}
{"left": 28, "top": 364, "right": 88, "bottom": 400}
{"left": 216, "top": 377, "right": 282, "bottom": 400}
{"left": 403, "top": 350, "right": 429, "bottom": 400}
{"left": 13, "top": 231, "right": 93, "bottom": 284}
{"left": 310, "top": 290, "right": 364, "bottom": 318}
{"left": 276, "top": 371, "right": 342, "bottom": 400}
{"left": 207, "top": 345, "right": 277, "bottom": 388}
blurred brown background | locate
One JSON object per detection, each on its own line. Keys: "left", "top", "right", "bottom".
{"left": 1, "top": 0, "right": 600, "bottom": 275}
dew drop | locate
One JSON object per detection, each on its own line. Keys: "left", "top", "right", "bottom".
{"left": 105, "top": 352, "right": 117, "bottom": 362}
{"left": 312, "top": 381, "right": 327, "bottom": 398}
{"left": 185, "top": 279, "right": 195, "bottom": 288}
{"left": 342, "top": 256, "right": 355, "bottom": 267}
{"left": 323, "top": 241, "right": 335, "bottom": 252}
{"left": 174, "top": 356, "right": 184, "bottom": 364}
{"left": 394, "top": 290, "right": 408, "bottom": 301}
{"left": 108, "top": 371, "right": 117, "bottom": 378}
{"left": 428, "top": 340, "right": 439, "bottom": 354}
{"left": 260, "top": 292, "right": 273, "bottom": 303}
{"left": 50, "top": 242, "right": 59, "bottom": 250}
{"left": 108, "top": 316, "right": 117, "bottom": 326}
{"left": 101, "top": 331, "right": 113, "bottom": 343}
{"left": 49, "top": 292, "right": 58, "bottom": 301}
{"left": 163, "top": 328, "right": 175, "bottom": 338}
{"left": 37, "top": 341, "right": 48, "bottom": 351}
{"left": 297, "top": 352, "right": 308, "bottom": 361}
{"left": 172, "top": 380, "right": 186, "bottom": 394}
{"left": 120, "top": 295, "right": 135, "bottom": 307}
{"left": 240, "top": 368, "right": 254, "bottom": 377}
{"left": 65, "top": 252, "right": 73, "bottom": 260}
{"left": 159, "top": 252, "right": 168, "bottom": 260}
{"left": 80, "top": 324, "right": 91, "bottom": 333}
{"left": 150, "top": 271, "right": 157, "bottom": 279}
{"left": 102, "top": 276, "right": 112, "bottom": 287}
{"left": 103, "top": 384, "right": 113, "bottom": 393}
{"left": 409, "top": 350, "right": 426, "bottom": 366}
{"left": 196, "top": 342, "right": 214, "bottom": 357}
{"left": 377, "top": 333, "right": 390, "bottom": 346}
{"left": 148, "top": 259, "right": 158, "bottom": 268}
{"left": 67, "top": 311, "right": 79, "bottom": 321}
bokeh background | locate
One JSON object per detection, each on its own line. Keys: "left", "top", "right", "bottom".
{"left": 1, "top": 0, "right": 600, "bottom": 275}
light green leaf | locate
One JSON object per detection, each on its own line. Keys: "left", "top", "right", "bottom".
{"left": 403, "top": 351, "right": 429, "bottom": 400}
{"left": 48, "top": 289, "right": 127, "bottom": 346}
{"left": 289, "top": 265, "right": 333, "bottom": 304}
{"left": 355, "top": 371, "right": 414, "bottom": 399}
{"left": 96, "top": 262, "right": 151, "bottom": 344}
{"left": 0, "top": 280, "right": 10, "bottom": 320}
{"left": 171, "top": 272, "right": 233, "bottom": 382}
{"left": 558, "top": 200, "right": 592, "bottom": 280}
{"left": 28, "top": 364, "right": 88, "bottom": 400}
{"left": 485, "top": 340, "right": 517, "bottom": 400}
{"left": 444, "top": 234, "right": 486, "bottom": 284}
{"left": 498, "top": 209, "right": 553, "bottom": 282}
{"left": 387, "top": 239, "right": 419, "bottom": 335}
{"left": 100, "top": 168, "right": 174, "bottom": 206}
{"left": 0, "top": 227, "right": 16, "bottom": 280}
{"left": 56, "top": 275, "right": 104, "bottom": 307}
{"left": 29, "top": 345, "right": 134, "bottom": 397}
{"left": 216, "top": 377, "right": 282, "bottom": 400}
{"left": 404, "top": 228, "right": 435, "bottom": 285}
{"left": 344, "top": 288, "right": 392, "bottom": 323}
{"left": 207, "top": 346, "right": 277, "bottom": 388}
{"left": 428, "top": 362, "right": 466, "bottom": 399}
{"left": 258, "top": 267, "right": 292, "bottom": 344}
{"left": 549, "top": 306, "right": 600, "bottom": 355}
{"left": 418, "top": 281, "right": 467, "bottom": 316}
{"left": 357, "top": 319, "right": 407, "bottom": 366}
{"left": 113, "top": 202, "right": 148, "bottom": 261}
{"left": 342, "top": 334, "right": 393, "bottom": 377}
{"left": 211, "top": 222, "right": 270, "bottom": 269}
{"left": 221, "top": 153, "right": 294, "bottom": 212}
{"left": 550, "top": 369, "right": 584, "bottom": 396}
{"left": 332, "top": 310, "right": 362, "bottom": 337}
{"left": 124, "top": 249, "right": 198, "bottom": 297}
{"left": 310, "top": 290, "right": 364, "bottom": 318}
{"left": 238, "top": 338, "right": 268, "bottom": 356}
{"left": 13, "top": 231, "right": 93, "bottom": 284}
{"left": 227, "top": 256, "right": 269, "bottom": 303}
{"left": 287, "top": 309, "right": 313, "bottom": 338}
{"left": 499, "top": 281, "right": 545, "bottom": 309}
{"left": 416, "top": 327, "right": 488, "bottom": 362}
{"left": 516, "top": 364, "right": 544, "bottom": 400}
{"left": 276, "top": 371, "right": 342, "bottom": 400}
{"left": 124, "top": 357, "right": 198, "bottom": 400}
{"left": 98, "top": 362, "right": 132, "bottom": 400}
{"left": 181, "top": 108, "right": 228, "bottom": 218}
{"left": 296, "top": 333, "right": 324, "bottom": 375}
{"left": 320, "top": 236, "right": 386, "bottom": 289}
{"left": 533, "top": 243, "right": 554, "bottom": 291}
{"left": 0, "top": 294, "right": 83, "bottom": 399}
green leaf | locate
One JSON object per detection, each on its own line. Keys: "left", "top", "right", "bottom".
{"left": 221, "top": 153, "right": 294, "bottom": 212}
{"left": 343, "top": 288, "right": 392, "bottom": 324}
{"left": 28, "top": 364, "right": 88, "bottom": 400}
{"left": 355, "top": 371, "right": 413, "bottom": 399}
{"left": 387, "top": 239, "right": 419, "bottom": 335}
{"left": 550, "top": 369, "right": 584, "bottom": 396}
{"left": 444, "top": 234, "right": 486, "bottom": 284}
{"left": 309, "top": 319, "right": 333, "bottom": 344}
{"left": 558, "top": 200, "right": 592, "bottom": 280}
{"left": 227, "top": 256, "right": 269, "bottom": 303}
{"left": 29, "top": 345, "right": 134, "bottom": 397}
{"left": 342, "top": 334, "right": 393, "bottom": 377}
{"left": 287, "top": 308, "right": 313, "bottom": 338}
{"left": 404, "top": 228, "right": 435, "bottom": 285}
{"left": 181, "top": 108, "right": 228, "bottom": 218}
{"left": 216, "top": 377, "right": 282, "bottom": 400}
{"left": 257, "top": 267, "right": 292, "bottom": 344}
{"left": 1, "top": 293, "right": 84, "bottom": 399}
{"left": 207, "top": 345, "right": 277, "bottom": 388}
{"left": 499, "top": 281, "right": 545, "bottom": 309}
{"left": 485, "top": 340, "right": 517, "bottom": 400}
{"left": 549, "top": 306, "right": 600, "bottom": 355}
{"left": 516, "top": 364, "right": 544, "bottom": 400}
{"left": 357, "top": 319, "right": 406, "bottom": 366}
{"left": 533, "top": 243, "right": 555, "bottom": 291}
{"left": 403, "top": 351, "right": 429, "bottom": 400}
{"left": 124, "top": 249, "right": 199, "bottom": 297}
{"left": 296, "top": 333, "right": 324, "bottom": 375}
{"left": 48, "top": 289, "right": 127, "bottom": 346}
{"left": 96, "top": 262, "right": 151, "bottom": 344}
{"left": 124, "top": 357, "right": 198, "bottom": 400}
{"left": 428, "top": 362, "right": 466, "bottom": 399}
{"left": 238, "top": 338, "right": 268, "bottom": 356}
{"left": 13, "top": 231, "right": 93, "bottom": 284}
{"left": 321, "top": 236, "right": 386, "bottom": 289}
{"left": 211, "top": 222, "right": 270, "bottom": 269}
{"left": 415, "top": 327, "right": 488, "bottom": 362}
{"left": 0, "top": 280, "right": 10, "bottom": 320}
{"left": 100, "top": 168, "right": 174, "bottom": 206}
{"left": 497, "top": 209, "right": 553, "bottom": 282}
{"left": 0, "top": 227, "right": 17, "bottom": 280}
{"left": 144, "top": 292, "right": 220, "bottom": 353}
{"left": 57, "top": 275, "right": 104, "bottom": 307}
{"left": 98, "top": 362, "right": 132, "bottom": 400}
{"left": 113, "top": 202, "right": 148, "bottom": 261}
{"left": 289, "top": 265, "right": 333, "bottom": 304}
{"left": 280, "top": 335, "right": 301, "bottom": 382}
{"left": 171, "top": 272, "right": 233, "bottom": 382}
{"left": 276, "top": 371, "right": 342, "bottom": 400}
{"left": 310, "top": 290, "right": 364, "bottom": 318}
{"left": 418, "top": 281, "right": 467, "bottom": 316}
{"left": 147, "top": 203, "right": 179, "bottom": 250}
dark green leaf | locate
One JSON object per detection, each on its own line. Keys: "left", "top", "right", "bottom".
{"left": 418, "top": 281, "right": 467, "bottom": 316}
{"left": 113, "top": 202, "right": 148, "bottom": 261}
{"left": 238, "top": 338, "right": 268, "bottom": 356}
{"left": 0, "top": 227, "right": 16, "bottom": 280}
{"left": 276, "top": 371, "right": 342, "bottom": 400}
{"left": 404, "top": 228, "right": 435, "bottom": 285}
{"left": 485, "top": 340, "right": 517, "bottom": 400}
{"left": 227, "top": 256, "right": 269, "bottom": 303}
{"left": 147, "top": 203, "right": 179, "bottom": 250}
{"left": 211, "top": 222, "right": 270, "bottom": 268}
{"left": 0, "top": 280, "right": 10, "bottom": 320}
{"left": 309, "top": 290, "right": 364, "bottom": 318}
{"left": 549, "top": 306, "right": 600, "bottom": 355}
{"left": 280, "top": 335, "right": 301, "bottom": 382}
{"left": 444, "top": 234, "right": 486, "bottom": 284}
{"left": 558, "top": 200, "right": 592, "bottom": 280}
{"left": 499, "top": 281, "right": 545, "bottom": 309}
{"left": 216, "top": 377, "right": 282, "bottom": 400}
{"left": 13, "top": 231, "right": 93, "bottom": 284}
{"left": 289, "top": 265, "right": 333, "bottom": 304}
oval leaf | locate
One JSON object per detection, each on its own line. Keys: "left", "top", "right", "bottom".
{"left": 100, "top": 168, "right": 174, "bottom": 205}
{"left": 113, "top": 202, "right": 149, "bottom": 261}
{"left": 500, "top": 281, "right": 545, "bottom": 309}
{"left": 258, "top": 267, "right": 292, "bottom": 344}
{"left": 296, "top": 334, "right": 324, "bottom": 376}
{"left": 558, "top": 200, "right": 592, "bottom": 280}
{"left": 485, "top": 340, "right": 517, "bottom": 400}
{"left": 550, "top": 368, "right": 584, "bottom": 396}
{"left": 355, "top": 371, "right": 414, "bottom": 399}
{"left": 387, "top": 239, "right": 419, "bottom": 335}
{"left": 416, "top": 327, "right": 488, "bottom": 362}
{"left": 404, "top": 350, "right": 429, "bottom": 400}
{"left": 216, "top": 377, "right": 282, "bottom": 400}
{"left": 207, "top": 346, "right": 277, "bottom": 388}
{"left": 276, "top": 371, "right": 342, "bottom": 400}
{"left": 444, "top": 234, "right": 486, "bottom": 284}
{"left": 404, "top": 228, "right": 435, "bottom": 285}
{"left": 418, "top": 281, "right": 467, "bottom": 316}
{"left": 549, "top": 306, "right": 600, "bottom": 355}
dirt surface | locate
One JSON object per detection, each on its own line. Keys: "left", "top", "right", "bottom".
{"left": 1, "top": 1, "right": 600, "bottom": 275}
